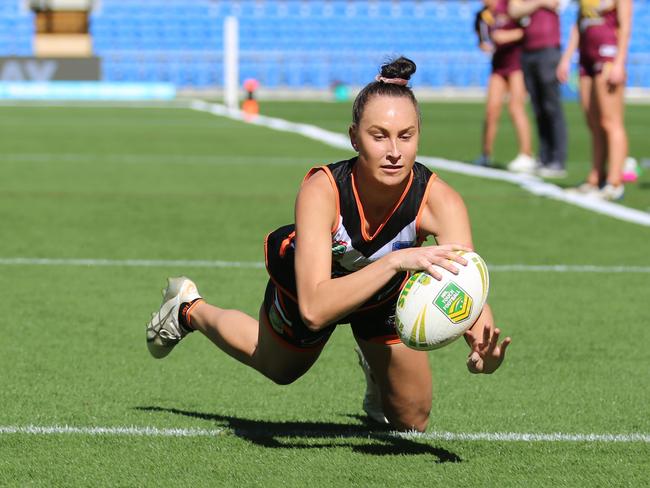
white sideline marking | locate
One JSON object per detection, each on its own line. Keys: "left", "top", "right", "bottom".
{"left": 0, "top": 425, "right": 224, "bottom": 437}
{"left": 405, "top": 431, "right": 650, "bottom": 443}
{"left": 490, "top": 264, "right": 650, "bottom": 273}
{"left": 0, "top": 257, "right": 649, "bottom": 273}
{"left": 0, "top": 153, "right": 317, "bottom": 166}
{"left": 1, "top": 425, "right": 648, "bottom": 443}
{"left": 0, "top": 258, "right": 265, "bottom": 269}
{"left": 187, "top": 99, "right": 650, "bottom": 228}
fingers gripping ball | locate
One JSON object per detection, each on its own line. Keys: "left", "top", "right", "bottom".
{"left": 395, "top": 251, "right": 489, "bottom": 350}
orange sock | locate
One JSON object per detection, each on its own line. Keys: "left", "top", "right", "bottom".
{"left": 179, "top": 298, "right": 204, "bottom": 331}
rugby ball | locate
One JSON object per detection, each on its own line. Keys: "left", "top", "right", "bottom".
{"left": 395, "top": 251, "right": 489, "bottom": 351}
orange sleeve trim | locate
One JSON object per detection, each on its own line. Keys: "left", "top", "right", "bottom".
{"left": 351, "top": 169, "right": 414, "bottom": 242}
{"left": 263, "top": 231, "right": 272, "bottom": 271}
{"left": 303, "top": 165, "right": 340, "bottom": 234}
{"left": 279, "top": 231, "right": 296, "bottom": 258}
{"left": 263, "top": 232, "right": 299, "bottom": 302}
{"left": 264, "top": 234, "right": 298, "bottom": 303}
{"left": 415, "top": 172, "right": 438, "bottom": 241}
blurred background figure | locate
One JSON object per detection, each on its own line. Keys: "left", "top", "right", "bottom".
{"left": 473, "top": 0, "right": 534, "bottom": 171}
{"left": 509, "top": 0, "right": 568, "bottom": 178}
{"left": 242, "top": 77, "right": 260, "bottom": 119}
{"left": 557, "top": 0, "right": 632, "bottom": 201}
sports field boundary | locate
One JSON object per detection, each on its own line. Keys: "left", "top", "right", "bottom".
{"left": 1, "top": 424, "right": 648, "bottom": 443}
{"left": 187, "top": 99, "right": 650, "bottom": 228}
{"left": 0, "top": 257, "right": 649, "bottom": 273}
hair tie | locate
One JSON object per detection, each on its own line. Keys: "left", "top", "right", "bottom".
{"left": 375, "top": 75, "right": 408, "bottom": 86}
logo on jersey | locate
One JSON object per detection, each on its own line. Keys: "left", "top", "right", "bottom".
{"left": 331, "top": 240, "right": 348, "bottom": 256}
{"left": 392, "top": 241, "right": 413, "bottom": 251}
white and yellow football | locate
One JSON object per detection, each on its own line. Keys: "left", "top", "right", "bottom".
{"left": 395, "top": 251, "right": 489, "bottom": 351}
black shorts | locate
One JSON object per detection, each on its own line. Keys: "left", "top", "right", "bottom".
{"left": 262, "top": 278, "right": 402, "bottom": 350}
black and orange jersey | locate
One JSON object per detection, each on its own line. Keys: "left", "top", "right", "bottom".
{"left": 265, "top": 157, "right": 436, "bottom": 311}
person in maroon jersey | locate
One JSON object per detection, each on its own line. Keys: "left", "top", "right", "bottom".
{"left": 473, "top": 0, "right": 535, "bottom": 171}
{"left": 509, "top": 0, "right": 568, "bottom": 177}
{"left": 145, "top": 57, "right": 511, "bottom": 433}
{"left": 557, "top": 0, "right": 632, "bottom": 201}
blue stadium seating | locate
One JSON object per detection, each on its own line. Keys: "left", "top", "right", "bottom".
{"left": 2, "top": 0, "right": 650, "bottom": 89}
{"left": 0, "top": 0, "right": 34, "bottom": 56}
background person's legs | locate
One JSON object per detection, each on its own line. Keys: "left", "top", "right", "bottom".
{"left": 522, "top": 51, "right": 548, "bottom": 165}
{"left": 537, "top": 47, "right": 568, "bottom": 169}
{"left": 481, "top": 73, "right": 507, "bottom": 160}
{"left": 594, "top": 72, "right": 627, "bottom": 188}
{"left": 580, "top": 75, "right": 607, "bottom": 187}
{"left": 507, "top": 70, "right": 533, "bottom": 157}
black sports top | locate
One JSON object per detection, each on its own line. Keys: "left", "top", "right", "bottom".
{"left": 265, "top": 157, "right": 436, "bottom": 308}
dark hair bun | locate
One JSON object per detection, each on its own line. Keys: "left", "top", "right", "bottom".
{"left": 379, "top": 56, "right": 417, "bottom": 81}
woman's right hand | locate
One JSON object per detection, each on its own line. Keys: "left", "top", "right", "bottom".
{"left": 390, "top": 244, "right": 472, "bottom": 280}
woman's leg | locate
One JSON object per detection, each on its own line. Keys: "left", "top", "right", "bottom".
{"left": 356, "top": 337, "right": 432, "bottom": 432}
{"left": 506, "top": 70, "right": 532, "bottom": 157}
{"left": 593, "top": 72, "right": 627, "bottom": 187}
{"left": 190, "top": 302, "right": 324, "bottom": 385}
{"left": 482, "top": 73, "right": 507, "bottom": 158}
{"left": 579, "top": 75, "right": 606, "bottom": 186}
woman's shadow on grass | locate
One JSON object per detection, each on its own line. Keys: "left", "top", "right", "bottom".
{"left": 135, "top": 406, "right": 461, "bottom": 463}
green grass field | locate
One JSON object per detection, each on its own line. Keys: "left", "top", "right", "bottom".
{"left": 0, "top": 101, "right": 649, "bottom": 486}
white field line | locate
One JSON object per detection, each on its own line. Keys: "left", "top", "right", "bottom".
{"left": 0, "top": 425, "right": 224, "bottom": 437}
{"left": 0, "top": 424, "right": 648, "bottom": 443}
{"left": 0, "top": 100, "right": 190, "bottom": 109}
{"left": 0, "top": 257, "right": 265, "bottom": 269}
{"left": 187, "top": 99, "right": 650, "bottom": 228}
{"left": 0, "top": 152, "right": 316, "bottom": 166}
{"left": 0, "top": 257, "right": 649, "bottom": 273}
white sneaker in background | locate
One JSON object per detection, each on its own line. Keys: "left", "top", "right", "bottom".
{"left": 507, "top": 153, "right": 538, "bottom": 174}
{"left": 536, "top": 163, "right": 568, "bottom": 179}
{"left": 565, "top": 182, "right": 600, "bottom": 197}
{"left": 146, "top": 277, "right": 202, "bottom": 359}
{"left": 354, "top": 347, "right": 389, "bottom": 425}
{"left": 595, "top": 183, "right": 625, "bottom": 201}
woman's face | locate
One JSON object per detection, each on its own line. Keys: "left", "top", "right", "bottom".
{"left": 350, "top": 95, "right": 419, "bottom": 186}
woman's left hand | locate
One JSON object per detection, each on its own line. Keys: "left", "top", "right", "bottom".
{"left": 464, "top": 324, "right": 511, "bottom": 374}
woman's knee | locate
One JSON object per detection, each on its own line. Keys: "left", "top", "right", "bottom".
{"left": 599, "top": 114, "right": 623, "bottom": 136}
{"left": 386, "top": 401, "right": 431, "bottom": 432}
{"left": 254, "top": 354, "right": 314, "bottom": 385}
{"left": 384, "top": 395, "right": 432, "bottom": 432}
{"left": 485, "top": 103, "right": 502, "bottom": 123}
{"left": 264, "top": 371, "right": 301, "bottom": 385}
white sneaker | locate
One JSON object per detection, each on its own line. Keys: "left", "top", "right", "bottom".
{"left": 507, "top": 154, "right": 538, "bottom": 174}
{"left": 536, "top": 163, "right": 567, "bottom": 179}
{"left": 146, "top": 277, "right": 202, "bottom": 359}
{"left": 565, "top": 182, "right": 600, "bottom": 196}
{"left": 355, "top": 347, "right": 389, "bottom": 425}
{"left": 596, "top": 183, "right": 624, "bottom": 201}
